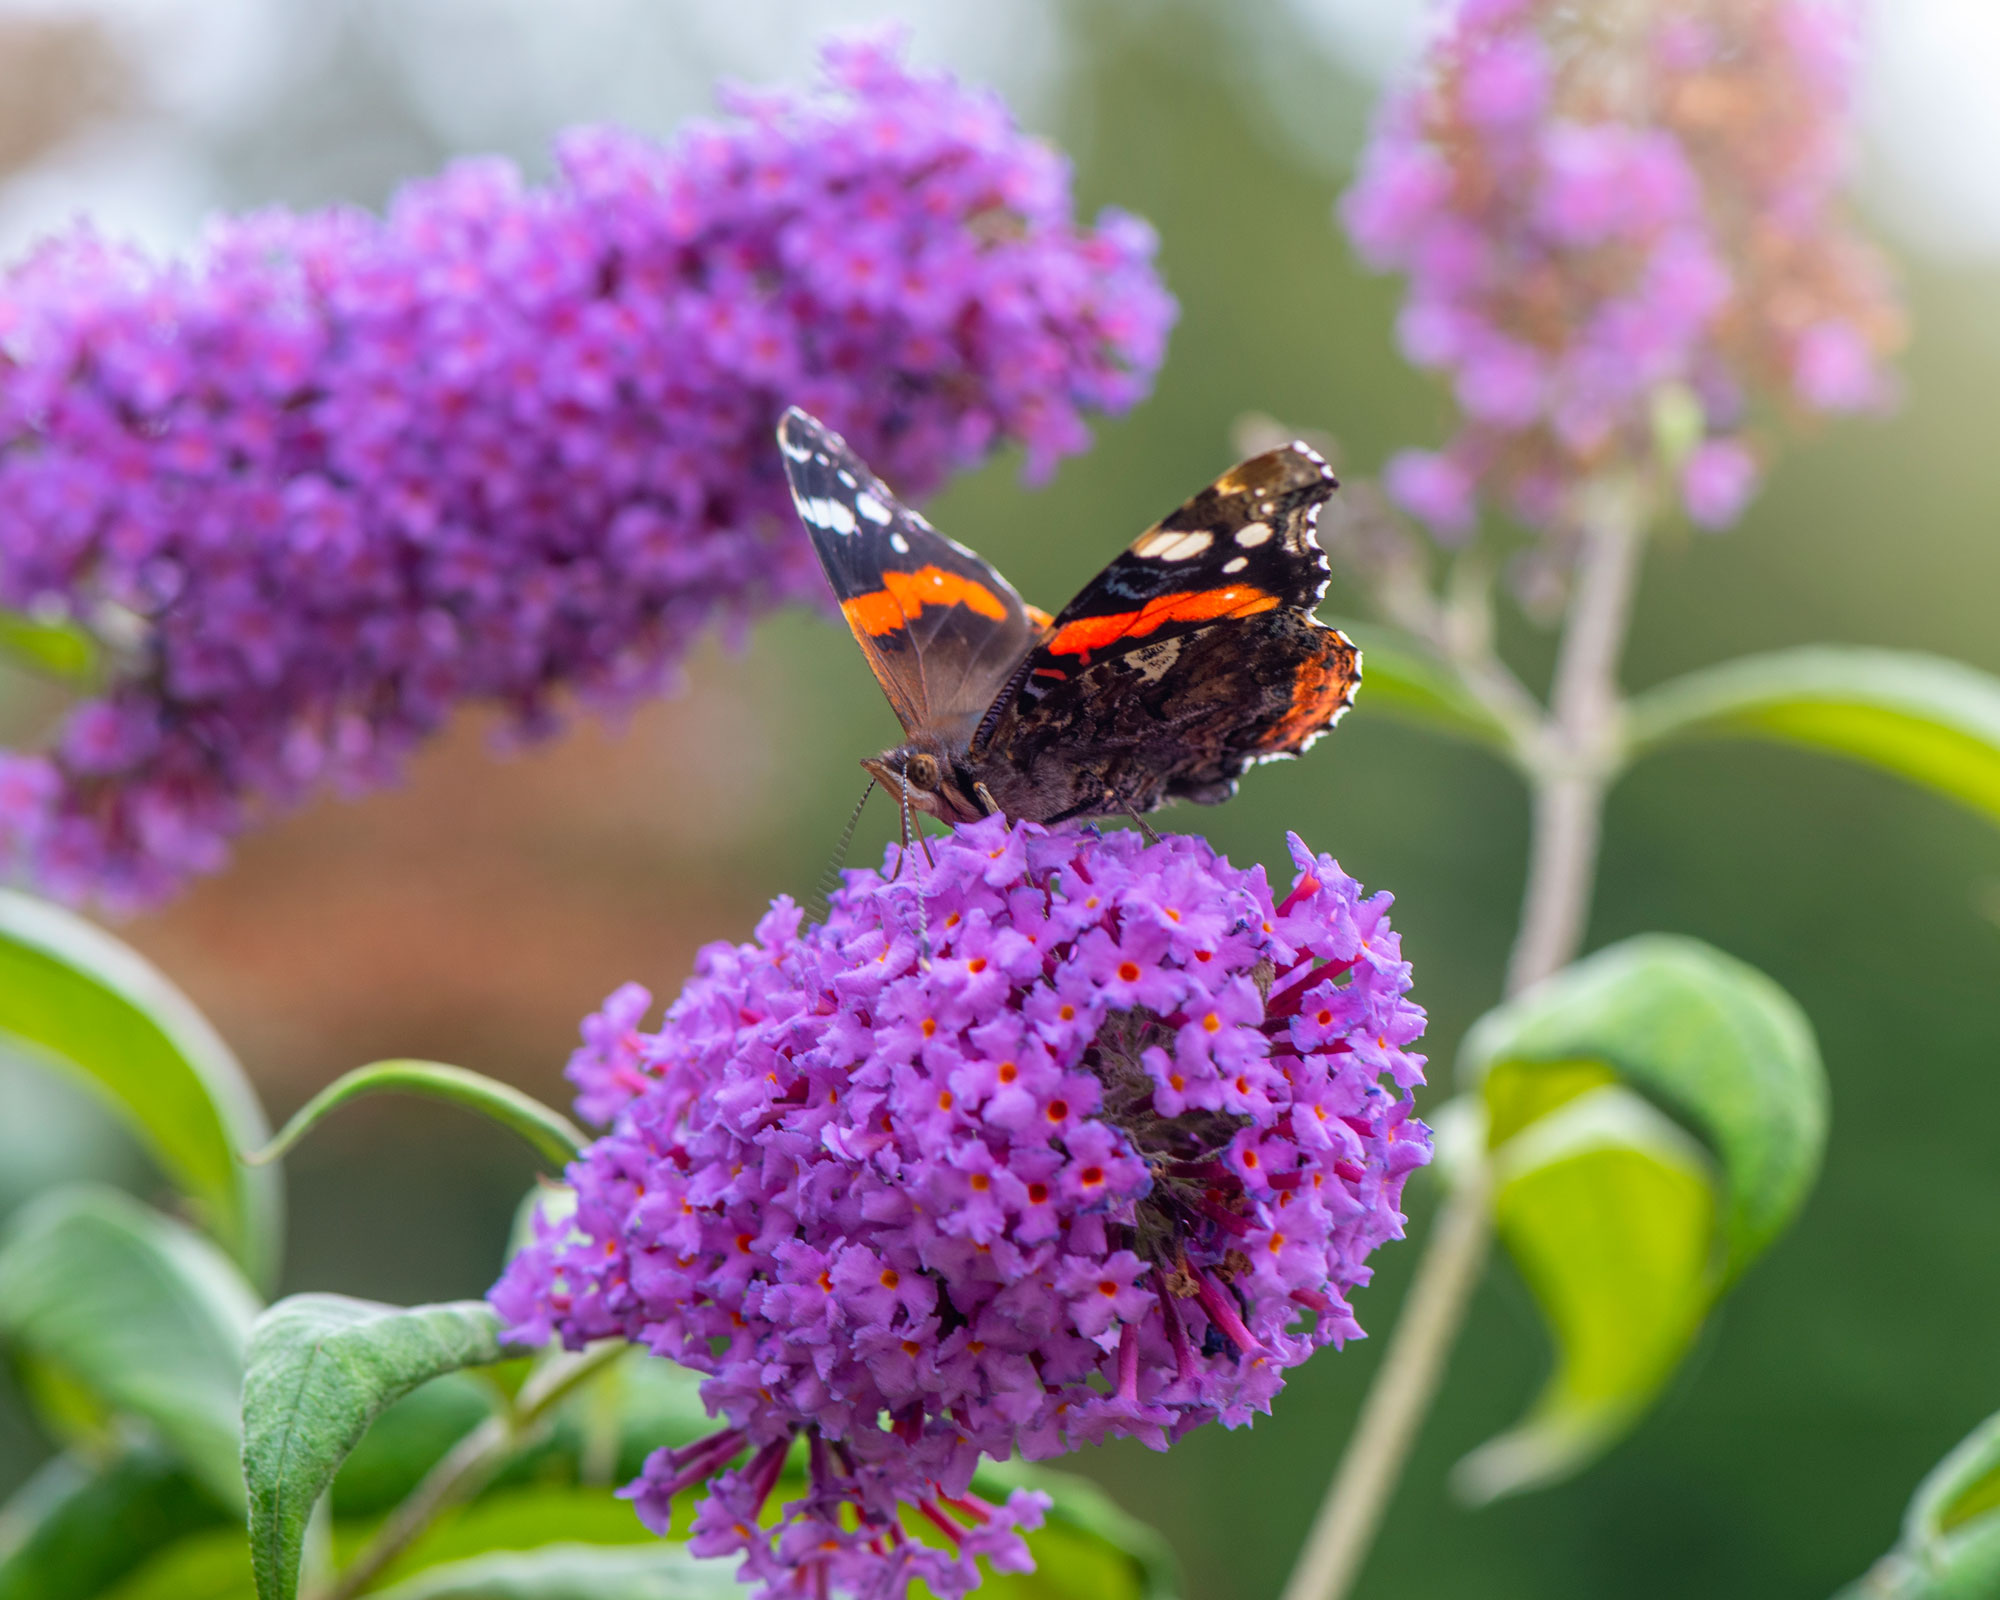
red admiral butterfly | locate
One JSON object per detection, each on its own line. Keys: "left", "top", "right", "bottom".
{"left": 779, "top": 408, "right": 1360, "bottom": 826}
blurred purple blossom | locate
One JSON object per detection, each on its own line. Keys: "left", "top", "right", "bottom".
{"left": 0, "top": 34, "right": 1174, "bottom": 909}
{"left": 1342, "top": 0, "right": 1901, "bottom": 545}
{"left": 493, "top": 817, "right": 1429, "bottom": 1598}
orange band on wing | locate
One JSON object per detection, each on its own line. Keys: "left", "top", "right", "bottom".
{"left": 842, "top": 565, "right": 1010, "bottom": 638}
{"left": 1046, "top": 586, "right": 1279, "bottom": 659}
{"left": 1257, "top": 638, "right": 1360, "bottom": 752}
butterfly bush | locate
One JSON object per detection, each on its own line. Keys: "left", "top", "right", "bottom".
{"left": 0, "top": 35, "right": 1174, "bottom": 910}
{"left": 494, "top": 816, "right": 1430, "bottom": 1598}
{"left": 1342, "top": 0, "right": 1901, "bottom": 542}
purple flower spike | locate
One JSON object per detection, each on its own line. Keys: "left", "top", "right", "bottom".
{"left": 1343, "top": 0, "right": 1901, "bottom": 543}
{"left": 494, "top": 817, "right": 1430, "bottom": 1599}
{"left": 0, "top": 33, "right": 1174, "bottom": 910}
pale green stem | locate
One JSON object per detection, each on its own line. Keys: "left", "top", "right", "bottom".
{"left": 1280, "top": 502, "right": 1644, "bottom": 1600}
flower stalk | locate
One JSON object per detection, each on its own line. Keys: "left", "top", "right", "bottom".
{"left": 1280, "top": 496, "right": 1647, "bottom": 1600}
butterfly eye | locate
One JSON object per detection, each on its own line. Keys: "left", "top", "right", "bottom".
{"left": 906, "top": 753, "right": 943, "bottom": 789}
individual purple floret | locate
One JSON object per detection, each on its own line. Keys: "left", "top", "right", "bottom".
{"left": 1342, "top": 0, "right": 1901, "bottom": 545}
{"left": 495, "top": 816, "right": 1430, "bottom": 1598}
{"left": 0, "top": 33, "right": 1174, "bottom": 909}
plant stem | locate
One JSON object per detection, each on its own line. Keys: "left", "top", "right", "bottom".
{"left": 1508, "top": 501, "right": 1641, "bottom": 994}
{"left": 1278, "top": 1160, "right": 1493, "bottom": 1600}
{"left": 312, "top": 1341, "right": 627, "bottom": 1600}
{"left": 1280, "top": 501, "right": 1643, "bottom": 1600}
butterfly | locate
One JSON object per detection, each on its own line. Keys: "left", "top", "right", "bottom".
{"left": 778, "top": 407, "right": 1360, "bottom": 828}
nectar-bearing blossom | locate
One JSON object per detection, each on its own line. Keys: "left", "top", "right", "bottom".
{"left": 0, "top": 34, "right": 1173, "bottom": 910}
{"left": 1344, "top": 0, "right": 1901, "bottom": 544}
{"left": 493, "top": 817, "right": 1429, "bottom": 1598}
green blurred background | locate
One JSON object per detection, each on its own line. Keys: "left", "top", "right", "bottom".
{"left": 1, "top": 2, "right": 1996, "bottom": 1595}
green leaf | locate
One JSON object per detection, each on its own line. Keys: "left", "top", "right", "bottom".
{"left": 0, "top": 609, "right": 97, "bottom": 684}
{"left": 98, "top": 1526, "right": 255, "bottom": 1600}
{"left": 1462, "top": 934, "right": 1827, "bottom": 1276}
{"left": 0, "top": 1449, "right": 231, "bottom": 1600}
{"left": 1453, "top": 935, "right": 1828, "bottom": 1499}
{"left": 242, "top": 1295, "right": 514, "bottom": 1600}
{"left": 250, "top": 1061, "right": 585, "bottom": 1171}
{"left": 0, "top": 1042, "right": 147, "bottom": 1221}
{"left": 1914, "top": 1410, "right": 2000, "bottom": 1544}
{"left": 1626, "top": 647, "right": 2000, "bottom": 827}
{"left": 366, "top": 1486, "right": 657, "bottom": 1584}
{"left": 1452, "top": 1086, "right": 1715, "bottom": 1504}
{"left": 0, "top": 890, "right": 281, "bottom": 1288}
{"left": 974, "top": 1460, "right": 1182, "bottom": 1600}
{"left": 1330, "top": 620, "right": 1518, "bottom": 755}
{"left": 370, "top": 1543, "right": 742, "bottom": 1600}
{"left": 0, "top": 1185, "right": 260, "bottom": 1509}
{"left": 1833, "top": 1408, "right": 2000, "bottom": 1599}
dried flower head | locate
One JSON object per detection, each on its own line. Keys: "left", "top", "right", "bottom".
{"left": 1344, "top": 0, "right": 1901, "bottom": 544}
{"left": 493, "top": 816, "right": 1430, "bottom": 1598}
{"left": 0, "top": 33, "right": 1173, "bottom": 909}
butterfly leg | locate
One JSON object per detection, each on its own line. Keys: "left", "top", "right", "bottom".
{"left": 973, "top": 780, "right": 1002, "bottom": 817}
{"left": 1117, "top": 796, "right": 1164, "bottom": 847}
{"left": 894, "top": 769, "right": 913, "bottom": 878}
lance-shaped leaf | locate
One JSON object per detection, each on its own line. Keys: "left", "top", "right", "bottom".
{"left": 241, "top": 1296, "right": 512, "bottom": 1600}
{"left": 1626, "top": 647, "right": 2000, "bottom": 827}
{"left": 1330, "top": 620, "right": 1519, "bottom": 756}
{"left": 1834, "top": 1408, "right": 2000, "bottom": 1600}
{"left": 1464, "top": 934, "right": 1826, "bottom": 1277}
{"left": 1452, "top": 1085, "right": 1715, "bottom": 1504}
{"left": 0, "top": 1448, "right": 231, "bottom": 1600}
{"left": 250, "top": 1061, "right": 584, "bottom": 1171}
{"left": 0, "top": 890, "right": 280, "bottom": 1288}
{"left": 64, "top": 1525, "right": 253, "bottom": 1600}
{"left": 370, "top": 1542, "right": 743, "bottom": 1600}
{"left": 1454, "top": 935, "right": 1827, "bottom": 1499}
{"left": 0, "top": 1185, "right": 260, "bottom": 1511}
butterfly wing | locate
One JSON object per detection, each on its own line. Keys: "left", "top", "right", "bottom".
{"left": 968, "top": 443, "right": 1359, "bottom": 820}
{"left": 779, "top": 408, "right": 1041, "bottom": 744}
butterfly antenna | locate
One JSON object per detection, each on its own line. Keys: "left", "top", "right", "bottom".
{"left": 809, "top": 778, "right": 877, "bottom": 923}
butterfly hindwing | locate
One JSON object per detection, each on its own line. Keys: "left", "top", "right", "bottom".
{"left": 779, "top": 408, "right": 1040, "bottom": 742}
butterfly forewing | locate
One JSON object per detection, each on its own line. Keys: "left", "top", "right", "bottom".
{"left": 971, "top": 443, "right": 1344, "bottom": 753}
{"left": 779, "top": 408, "right": 1039, "bottom": 742}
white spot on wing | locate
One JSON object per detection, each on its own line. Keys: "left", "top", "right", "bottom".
{"left": 890, "top": 533, "right": 910, "bottom": 554}
{"left": 806, "top": 497, "right": 858, "bottom": 536}
{"left": 837, "top": 470, "right": 856, "bottom": 488}
{"left": 1134, "top": 528, "right": 1214, "bottom": 561}
{"left": 855, "top": 492, "right": 892, "bottom": 525}
{"left": 779, "top": 437, "right": 814, "bottom": 463}
{"left": 1234, "top": 522, "right": 1272, "bottom": 548}
{"left": 1223, "top": 555, "right": 1249, "bottom": 574}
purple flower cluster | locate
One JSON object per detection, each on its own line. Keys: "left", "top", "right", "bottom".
{"left": 493, "top": 816, "right": 1429, "bottom": 1598}
{"left": 0, "top": 34, "right": 1173, "bottom": 909}
{"left": 1344, "top": 0, "right": 1901, "bottom": 542}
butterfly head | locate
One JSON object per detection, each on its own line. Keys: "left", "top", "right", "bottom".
{"left": 863, "top": 736, "right": 989, "bottom": 826}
